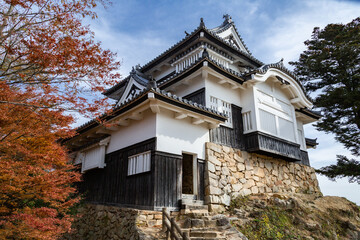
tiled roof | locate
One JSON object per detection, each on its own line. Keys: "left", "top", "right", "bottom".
{"left": 209, "top": 15, "right": 252, "bottom": 56}
{"left": 249, "top": 59, "right": 312, "bottom": 101}
{"left": 76, "top": 84, "right": 227, "bottom": 133}
{"left": 157, "top": 55, "right": 245, "bottom": 87}
{"left": 103, "top": 68, "right": 149, "bottom": 96}
{"left": 140, "top": 18, "right": 263, "bottom": 73}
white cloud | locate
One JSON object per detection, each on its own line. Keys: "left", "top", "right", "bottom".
{"left": 254, "top": 0, "right": 360, "bottom": 65}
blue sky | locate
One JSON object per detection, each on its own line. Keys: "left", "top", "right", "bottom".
{"left": 84, "top": 0, "right": 360, "bottom": 203}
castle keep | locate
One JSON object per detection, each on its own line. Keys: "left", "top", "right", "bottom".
{"left": 66, "top": 15, "right": 321, "bottom": 211}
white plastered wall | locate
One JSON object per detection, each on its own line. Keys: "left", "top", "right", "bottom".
{"left": 156, "top": 109, "right": 210, "bottom": 159}
{"left": 167, "top": 75, "right": 205, "bottom": 98}
{"left": 106, "top": 110, "right": 156, "bottom": 154}
{"left": 254, "top": 80, "right": 303, "bottom": 146}
{"left": 205, "top": 76, "right": 242, "bottom": 109}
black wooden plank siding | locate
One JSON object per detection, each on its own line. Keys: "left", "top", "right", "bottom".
{"left": 183, "top": 88, "right": 205, "bottom": 106}
{"left": 244, "top": 131, "right": 311, "bottom": 163}
{"left": 197, "top": 159, "right": 205, "bottom": 201}
{"left": 299, "top": 150, "right": 310, "bottom": 166}
{"left": 153, "top": 151, "right": 182, "bottom": 210}
{"left": 81, "top": 138, "right": 156, "bottom": 209}
{"left": 209, "top": 104, "right": 245, "bottom": 150}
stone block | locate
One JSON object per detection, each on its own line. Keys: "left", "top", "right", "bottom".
{"left": 232, "top": 183, "right": 242, "bottom": 192}
{"left": 240, "top": 178, "right": 247, "bottom": 184}
{"left": 208, "top": 155, "right": 222, "bottom": 166}
{"left": 206, "top": 142, "right": 222, "bottom": 153}
{"left": 237, "top": 163, "right": 245, "bottom": 171}
{"left": 245, "top": 160, "right": 253, "bottom": 170}
{"left": 228, "top": 176, "right": 237, "bottom": 184}
{"left": 254, "top": 167, "right": 265, "bottom": 177}
{"left": 207, "top": 161, "right": 216, "bottom": 173}
{"left": 222, "top": 145, "right": 231, "bottom": 153}
{"left": 243, "top": 179, "right": 255, "bottom": 189}
{"left": 229, "top": 166, "right": 237, "bottom": 172}
{"left": 209, "top": 177, "right": 218, "bottom": 187}
{"left": 265, "top": 161, "right": 272, "bottom": 171}
{"left": 221, "top": 167, "right": 230, "bottom": 176}
{"left": 245, "top": 171, "right": 252, "bottom": 179}
{"left": 240, "top": 188, "right": 252, "bottom": 196}
{"left": 253, "top": 176, "right": 259, "bottom": 181}
{"left": 220, "top": 194, "right": 231, "bottom": 206}
{"left": 208, "top": 172, "right": 219, "bottom": 180}
{"left": 208, "top": 204, "right": 226, "bottom": 213}
{"left": 233, "top": 172, "right": 243, "bottom": 179}
{"left": 208, "top": 186, "right": 222, "bottom": 195}
{"left": 234, "top": 153, "right": 244, "bottom": 163}
{"left": 251, "top": 186, "right": 259, "bottom": 194}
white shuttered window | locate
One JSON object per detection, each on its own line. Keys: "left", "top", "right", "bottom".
{"left": 128, "top": 151, "right": 151, "bottom": 176}
{"left": 210, "top": 96, "right": 232, "bottom": 128}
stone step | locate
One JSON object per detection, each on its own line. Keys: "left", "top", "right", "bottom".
{"left": 181, "top": 198, "right": 204, "bottom": 205}
{"left": 190, "top": 238, "right": 226, "bottom": 240}
{"left": 182, "top": 194, "right": 196, "bottom": 200}
{"left": 190, "top": 230, "right": 224, "bottom": 238}
{"left": 181, "top": 204, "right": 208, "bottom": 210}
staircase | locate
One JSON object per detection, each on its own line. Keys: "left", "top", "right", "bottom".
{"left": 162, "top": 194, "right": 247, "bottom": 240}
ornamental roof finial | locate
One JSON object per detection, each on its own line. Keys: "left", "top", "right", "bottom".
{"left": 200, "top": 18, "right": 205, "bottom": 28}
{"left": 147, "top": 77, "right": 157, "bottom": 89}
{"left": 202, "top": 46, "right": 209, "bottom": 58}
{"left": 223, "top": 14, "right": 232, "bottom": 23}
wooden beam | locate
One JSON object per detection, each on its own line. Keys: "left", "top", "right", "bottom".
{"left": 192, "top": 118, "right": 204, "bottom": 125}
{"left": 218, "top": 79, "right": 227, "bottom": 84}
{"left": 281, "top": 84, "right": 291, "bottom": 89}
{"left": 106, "top": 126, "right": 120, "bottom": 131}
{"left": 150, "top": 103, "right": 161, "bottom": 113}
{"left": 290, "top": 97, "right": 300, "bottom": 104}
{"left": 202, "top": 69, "right": 208, "bottom": 79}
{"left": 174, "top": 112, "right": 187, "bottom": 119}
{"left": 96, "top": 128, "right": 112, "bottom": 134}
{"left": 115, "top": 119, "right": 129, "bottom": 126}
{"left": 129, "top": 112, "right": 143, "bottom": 121}
{"left": 208, "top": 123, "right": 219, "bottom": 129}
{"left": 86, "top": 133, "right": 98, "bottom": 138}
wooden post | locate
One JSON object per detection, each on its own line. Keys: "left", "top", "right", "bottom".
{"left": 162, "top": 208, "right": 167, "bottom": 232}
{"left": 170, "top": 218, "right": 176, "bottom": 240}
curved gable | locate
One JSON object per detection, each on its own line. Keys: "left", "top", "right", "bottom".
{"left": 251, "top": 67, "right": 312, "bottom": 109}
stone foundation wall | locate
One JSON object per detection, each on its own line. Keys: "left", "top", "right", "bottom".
{"left": 63, "top": 204, "right": 161, "bottom": 240}
{"left": 204, "top": 142, "right": 321, "bottom": 211}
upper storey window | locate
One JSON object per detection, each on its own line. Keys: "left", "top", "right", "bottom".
{"left": 257, "top": 89, "right": 296, "bottom": 142}
{"left": 210, "top": 96, "right": 232, "bottom": 128}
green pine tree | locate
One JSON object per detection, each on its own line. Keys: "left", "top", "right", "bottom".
{"left": 290, "top": 17, "right": 360, "bottom": 183}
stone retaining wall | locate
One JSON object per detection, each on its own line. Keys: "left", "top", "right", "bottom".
{"left": 63, "top": 204, "right": 161, "bottom": 240}
{"left": 204, "top": 142, "right": 321, "bottom": 212}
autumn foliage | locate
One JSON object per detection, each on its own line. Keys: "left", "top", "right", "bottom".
{"left": 0, "top": 0, "right": 120, "bottom": 239}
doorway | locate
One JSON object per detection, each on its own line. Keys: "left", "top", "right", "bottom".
{"left": 182, "top": 153, "right": 194, "bottom": 194}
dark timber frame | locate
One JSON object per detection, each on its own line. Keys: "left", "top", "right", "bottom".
{"left": 80, "top": 138, "right": 205, "bottom": 210}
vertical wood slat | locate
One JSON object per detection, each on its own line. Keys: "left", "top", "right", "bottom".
{"left": 80, "top": 138, "right": 156, "bottom": 209}
{"left": 153, "top": 151, "right": 182, "bottom": 209}
{"left": 209, "top": 105, "right": 245, "bottom": 150}
{"left": 183, "top": 88, "right": 205, "bottom": 106}
{"left": 197, "top": 160, "right": 205, "bottom": 200}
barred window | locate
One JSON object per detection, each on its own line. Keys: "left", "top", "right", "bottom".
{"left": 128, "top": 151, "right": 151, "bottom": 176}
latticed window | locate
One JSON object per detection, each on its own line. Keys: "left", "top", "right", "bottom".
{"left": 128, "top": 151, "right": 151, "bottom": 176}
{"left": 210, "top": 96, "right": 232, "bottom": 128}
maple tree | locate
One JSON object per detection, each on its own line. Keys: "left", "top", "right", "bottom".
{"left": 0, "top": 0, "right": 120, "bottom": 238}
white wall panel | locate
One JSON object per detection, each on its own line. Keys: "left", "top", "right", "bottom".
{"left": 106, "top": 110, "right": 156, "bottom": 154}
{"left": 83, "top": 146, "right": 103, "bottom": 171}
{"left": 156, "top": 110, "right": 209, "bottom": 159}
